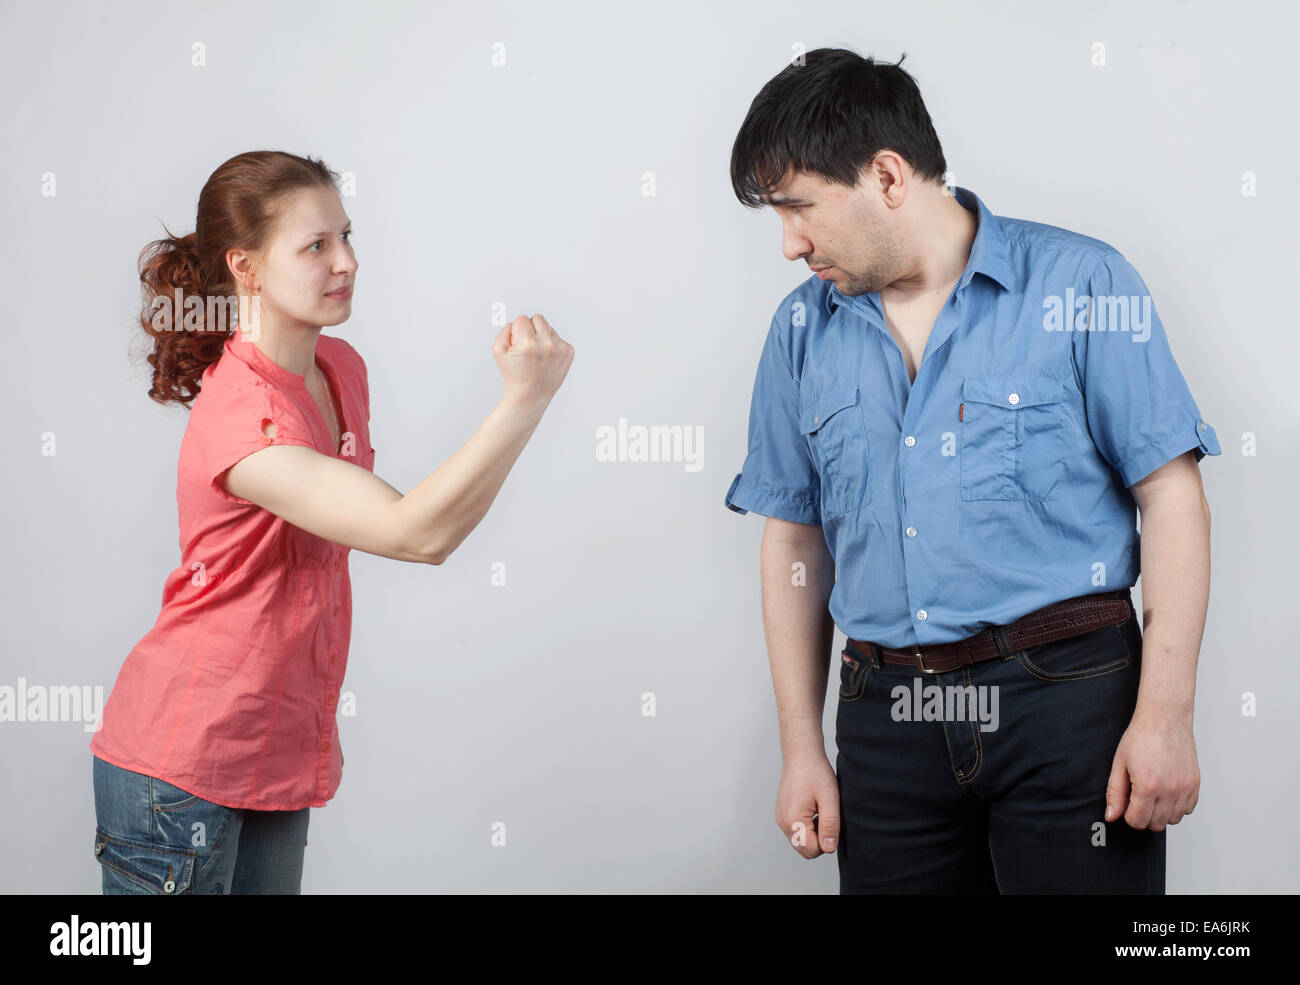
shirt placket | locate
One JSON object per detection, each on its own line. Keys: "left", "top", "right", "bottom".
{"left": 852, "top": 289, "right": 966, "bottom": 646}
{"left": 315, "top": 547, "right": 347, "bottom": 799}
{"left": 903, "top": 290, "right": 965, "bottom": 644}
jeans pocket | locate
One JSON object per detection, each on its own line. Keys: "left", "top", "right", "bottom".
{"left": 150, "top": 776, "right": 201, "bottom": 811}
{"left": 960, "top": 375, "right": 1067, "bottom": 501}
{"left": 800, "top": 385, "right": 870, "bottom": 518}
{"left": 1015, "top": 621, "right": 1133, "bottom": 682}
{"left": 838, "top": 648, "right": 873, "bottom": 701}
{"left": 94, "top": 826, "right": 196, "bottom": 895}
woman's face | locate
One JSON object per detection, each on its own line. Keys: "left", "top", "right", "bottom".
{"left": 233, "top": 185, "right": 357, "bottom": 333}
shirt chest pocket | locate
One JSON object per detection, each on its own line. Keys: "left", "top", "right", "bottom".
{"left": 800, "top": 385, "right": 870, "bottom": 519}
{"left": 960, "top": 376, "right": 1068, "bottom": 501}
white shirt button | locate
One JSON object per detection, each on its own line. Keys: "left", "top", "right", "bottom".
{"left": 906, "top": 525, "right": 917, "bottom": 537}
{"left": 904, "top": 435, "right": 916, "bottom": 447}
{"left": 917, "top": 609, "right": 928, "bottom": 621}
{"left": 1008, "top": 392, "right": 1020, "bottom": 405}
{"left": 1198, "top": 421, "right": 1207, "bottom": 431}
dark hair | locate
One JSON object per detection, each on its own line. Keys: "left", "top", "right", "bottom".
{"left": 137, "top": 150, "right": 340, "bottom": 407}
{"left": 730, "top": 48, "right": 948, "bottom": 208}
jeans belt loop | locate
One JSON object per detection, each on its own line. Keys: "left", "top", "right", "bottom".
{"left": 991, "top": 625, "right": 1014, "bottom": 660}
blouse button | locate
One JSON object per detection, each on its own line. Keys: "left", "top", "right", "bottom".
{"left": 326, "top": 694, "right": 336, "bottom": 707}
{"left": 261, "top": 436, "right": 273, "bottom": 445}
{"left": 322, "top": 740, "right": 331, "bottom": 752}
{"left": 329, "top": 652, "right": 337, "bottom": 665}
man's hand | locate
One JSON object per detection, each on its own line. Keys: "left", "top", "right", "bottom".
{"left": 776, "top": 751, "right": 841, "bottom": 856}
{"left": 1104, "top": 706, "right": 1200, "bottom": 830}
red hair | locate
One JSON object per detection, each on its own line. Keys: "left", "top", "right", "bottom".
{"left": 138, "top": 150, "right": 339, "bottom": 407}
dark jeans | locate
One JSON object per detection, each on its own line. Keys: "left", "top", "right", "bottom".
{"left": 834, "top": 602, "right": 1165, "bottom": 893}
{"left": 92, "top": 755, "right": 309, "bottom": 894}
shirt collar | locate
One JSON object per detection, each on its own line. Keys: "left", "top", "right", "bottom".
{"left": 824, "top": 186, "right": 1019, "bottom": 314}
{"left": 225, "top": 327, "right": 322, "bottom": 391}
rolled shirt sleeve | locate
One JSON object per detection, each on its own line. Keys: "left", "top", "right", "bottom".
{"left": 724, "top": 315, "right": 821, "bottom": 524}
{"left": 1072, "top": 253, "right": 1221, "bottom": 487}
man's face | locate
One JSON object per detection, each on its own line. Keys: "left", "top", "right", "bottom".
{"left": 762, "top": 168, "right": 904, "bottom": 296}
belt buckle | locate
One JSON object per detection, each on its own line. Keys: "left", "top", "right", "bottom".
{"left": 912, "top": 643, "right": 942, "bottom": 675}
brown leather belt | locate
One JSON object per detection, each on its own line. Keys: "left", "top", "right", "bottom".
{"left": 847, "top": 589, "right": 1135, "bottom": 675}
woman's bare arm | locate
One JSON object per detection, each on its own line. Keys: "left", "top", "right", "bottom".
{"left": 221, "top": 394, "right": 547, "bottom": 564}
{"left": 222, "top": 313, "right": 574, "bottom": 565}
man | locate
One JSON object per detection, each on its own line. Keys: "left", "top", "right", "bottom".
{"left": 723, "top": 48, "right": 1219, "bottom": 893}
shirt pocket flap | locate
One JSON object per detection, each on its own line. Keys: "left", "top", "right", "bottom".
{"left": 963, "top": 376, "right": 1066, "bottom": 410}
{"left": 799, "top": 386, "right": 859, "bottom": 434}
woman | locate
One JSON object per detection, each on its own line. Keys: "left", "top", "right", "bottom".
{"left": 90, "top": 150, "right": 573, "bottom": 894}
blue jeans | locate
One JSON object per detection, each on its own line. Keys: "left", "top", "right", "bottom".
{"left": 834, "top": 600, "right": 1165, "bottom": 893}
{"left": 91, "top": 756, "right": 310, "bottom": 894}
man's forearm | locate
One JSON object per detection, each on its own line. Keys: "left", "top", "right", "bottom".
{"left": 1133, "top": 481, "right": 1211, "bottom": 720}
{"left": 760, "top": 520, "right": 836, "bottom": 759}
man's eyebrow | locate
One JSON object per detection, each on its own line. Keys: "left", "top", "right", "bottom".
{"left": 761, "top": 194, "right": 809, "bottom": 206}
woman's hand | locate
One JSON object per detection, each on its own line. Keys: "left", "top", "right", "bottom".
{"left": 492, "top": 313, "right": 574, "bottom": 413}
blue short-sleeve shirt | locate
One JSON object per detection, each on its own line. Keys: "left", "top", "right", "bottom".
{"left": 724, "top": 186, "right": 1220, "bottom": 648}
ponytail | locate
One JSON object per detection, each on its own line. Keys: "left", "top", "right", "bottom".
{"left": 139, "top": 227, "right": 229, "bottom": 406}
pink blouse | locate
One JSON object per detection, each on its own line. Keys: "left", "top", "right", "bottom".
{"left": 91, "top": 328, "right": 376, "bottom": 810}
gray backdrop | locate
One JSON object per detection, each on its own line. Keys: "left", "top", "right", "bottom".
{"left": 2, "top": 0, "right": 1295, "bottom": 893}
